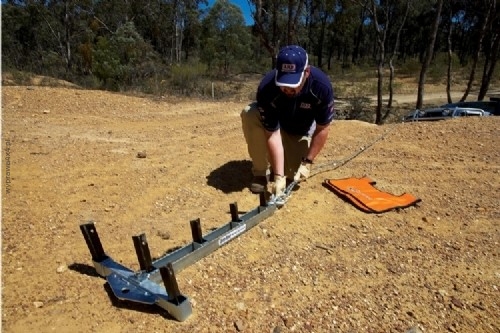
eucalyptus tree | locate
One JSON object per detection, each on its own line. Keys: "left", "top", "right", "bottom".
{"left": 385, "top": 0, "right": 410, "bottom": 111}
{"left": 91, "top": 0, "right": 132, "bottom": 32}
{"left": 350, "top": 2, "right": 370, "bottom": 65}
{"left": 92, "top": 21, "right": 161, "bottom": 90}
{"left": 90, "top": 0, "right": 205, "bottom": 64}
{"left": 325, "top": 1, "right": 362, "bottom": 69}
{"left": 1, "top": 1, "right": 44, "bottom": 70}
{"left": 441, "top": 0, "right": 473, "bottom": 102}
{"left": 443, "top": 0, "right": 459, "bottom": 103}
{"left": 477, "top": 1, "right": 499, "bottom": 100}
{"left": 415, "top": 0, "right": 443, "bottom": 110}
{"left": 305, "top": 0, "right": 337, "bottom": 68}
{"left": 367, "top": 0, "right": 387, "bottom": 124}
{"left": 396, "top": 0, "right": 439, "bottom": 62}
{"left": 250, "top": 0, "right": 307, "bottom": 66}
{"left": 200, "top": 0, "right": 252, "bottom": 75}
{"left": 2, "top": 1, "right": 67, "bottom": 73}
{"left": 179, "top": 0, "right": 207, "bottom": 61}
{"left": 162, "top": 0, "right": 207, "bottom": 63}
{"left": 357, "top": 0, "right": 410, "bottom": 124}
{"left": 286, "top": 0, "right": 307, "bottom": 45}
{"left": 128, "top": 0, "right": 172, "bottom": 60}
{"left": 460, "top": 0, "right": 496, "bottom": 101}
{"left": 251, "top": 0, "right": 281, "bottom": 58}
{"left": 44, "top": 0, "right": 98, "bottom": 72}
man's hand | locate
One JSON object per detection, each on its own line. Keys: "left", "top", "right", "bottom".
{"left": 273, "top": 175, "right": 286, "bottom": 197}
{"left": 293, "top": 162, "right": 311, "bottom": 182}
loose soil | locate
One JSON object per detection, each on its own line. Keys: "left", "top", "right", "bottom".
{"left": 1, "top": 83, "right": 499, "bottom": 333}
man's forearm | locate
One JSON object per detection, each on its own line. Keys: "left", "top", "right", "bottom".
{"left": 266, "top": 130, "right": 285, "bottom": 176}
{"left": 306, "top": 124, "right": 330, "bottom": 161}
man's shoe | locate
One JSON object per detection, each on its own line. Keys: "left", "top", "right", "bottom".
{"left": 250, "top": 176, "right": 268, "bottom": 193}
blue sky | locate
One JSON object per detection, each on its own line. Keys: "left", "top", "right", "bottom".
{"left": 205, "top": 0, "right": 254, "bottom": 26}
{"left": 0, "top": 0, "right": 255, "bottom": 26}
{"left": 230, "top": 0, "right": 254, "bottom": 25}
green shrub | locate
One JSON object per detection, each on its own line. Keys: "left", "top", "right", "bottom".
{"left": 398, "top": 58, "right": 422, "bottom": 76}
{"left": 347, "top": 96, "right": 373, "bottom": 122}
{"left": 3, "top": 69, "right": 33, "bottom": 85}
{"left": 169, "top": 62, "right": 208, "bottom": 95}
{"left": 74, "top": 75, "right": 101, "bottom": 89}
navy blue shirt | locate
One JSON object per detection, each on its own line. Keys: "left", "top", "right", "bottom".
{"left": 256, "top": 66, "right": 334, "bottom": 136}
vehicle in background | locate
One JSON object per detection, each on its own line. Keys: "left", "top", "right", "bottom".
{"left": 441, "top": 100, "right": 500, "bottom": 116}
{"left": 402, "top": 96, "right": 500, "bottom": 123}
{"left": 402, "top": 106, "right": 491, "bottom": 122}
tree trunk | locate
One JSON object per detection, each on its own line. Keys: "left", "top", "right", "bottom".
{"left": 284, "top": 0, "right": 305, "bottom": 45}
{"left": 446, "top": 11, "right": 453, "bottom": 104}
{"left": 287, "top": 0, "right": 293, "bottom": 44}
{"left": 478, "top": 31, "right": 500, "bottom": 100}
{"left": 352, "top": 9, "right": 365, "bottom": 65}
{"left": 387, "top": 0, "right": 409, "bottom": 111}
{"left": 64, "top": 1, "right": 71, "bottom": 71}
{"left": 370, "top": 0, "right": 388, "bottom": 124}
{"left": 416, "top": 0, "right": 443, "bottom": 110}
{"left": 252, "top": 0, "right": 278, "bottom": 63}
{"left": 460, "top": 0, "right": 494, "bottom": 102}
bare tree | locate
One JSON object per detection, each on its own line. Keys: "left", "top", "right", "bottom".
{"left": 43, "top": 0, "right": 75, "bottom": 71}
{"left": 477, "top": 0, "right": 499, "bottom": 100}
{"left": 416, "top": 0, "right": 443, "bottom": 110}
{"left": 460, "top": 0, "right": 495, "bottom": 102}
{"left": 369, "top": 0, "right": 387, "bottom": 124}
{"left": 252, "top": 0, "right": 305, "bottom": 66}
{"left": 446, "top": 10, "right": 453, "bottom": 103}
{"left": 63, "top": 0, "right": 72, "bottom": 70}
{"left": 478, "top": 28, "right": 500, "bottom": 100}
{"left": 252, "top": 0, "right": 279, "bottom": 65}
{"left": 387, "top": 0, "right": 410, "bottom": 110}
{"left": 366, "top": 0, "right": 410, "bottom": 124}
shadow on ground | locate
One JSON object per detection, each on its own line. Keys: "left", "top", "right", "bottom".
{"left": 69, "top": 263, "right": 178, "bottom": 320}
{"left": 206, "top": 160, "right": 252, "bottom": 193}
{"left": 68, "top": 263, "right": 101, "bottom": 278}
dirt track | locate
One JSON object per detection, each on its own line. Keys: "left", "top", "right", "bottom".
{"left": 2, "top": 85, "right": 499, "bottom": 333}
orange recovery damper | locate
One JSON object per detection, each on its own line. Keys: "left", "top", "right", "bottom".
{"left": 324, "top": 177, "right": 421, "bottom": 213}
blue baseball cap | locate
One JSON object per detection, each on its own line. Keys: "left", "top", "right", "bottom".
{"left": 275, "top": 45, "right": 309, "bottom": 88}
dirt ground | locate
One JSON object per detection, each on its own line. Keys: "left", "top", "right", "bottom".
{"left": 1, "top": 83, "right": 499, "bottom": 333}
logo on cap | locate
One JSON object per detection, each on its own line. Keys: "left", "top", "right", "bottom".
{"left": 281, "top": 64, "right": 296, "bottom": 72}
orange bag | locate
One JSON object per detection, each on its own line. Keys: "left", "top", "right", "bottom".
{"left": 324, "top": 177, "right": 421, "bottom": 213}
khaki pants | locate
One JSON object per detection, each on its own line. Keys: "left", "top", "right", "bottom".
{"left": 241, "top": 102, "right": 311, "bottom": 179}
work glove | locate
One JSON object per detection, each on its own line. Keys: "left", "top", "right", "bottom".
{"left": 293, "top": 162, "right": 311, "bottom": 182}
{"left": 273, "top": 175, "right": 286, "bottom": 197}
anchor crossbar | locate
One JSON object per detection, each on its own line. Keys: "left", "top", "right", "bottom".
{"left": 79, "top": 192, "right": 278, "bottom": 321}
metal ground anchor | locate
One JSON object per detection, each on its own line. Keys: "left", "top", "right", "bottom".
{"left": 79, "top": 195, "right": 277, "bottom": 321}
